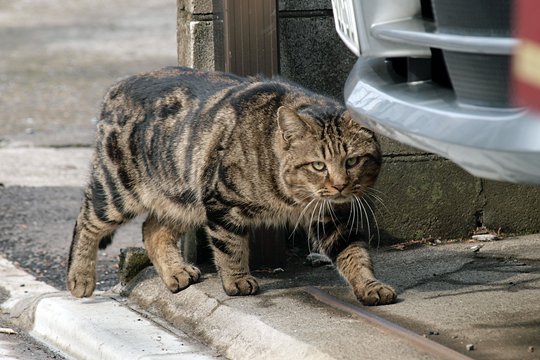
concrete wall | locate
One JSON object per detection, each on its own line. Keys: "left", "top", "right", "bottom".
{"left": 177, "top": 0, "right": 540, "bottom": 243}
{"left": 177, "top": 0, "right": 214, "bottom": 71}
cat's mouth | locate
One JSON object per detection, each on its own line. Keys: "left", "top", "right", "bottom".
{"left": 320, "top": 193, "right": 352, "bottom": 204}
{"left": 332, "top": 196, "right": 352, "bottom": 204}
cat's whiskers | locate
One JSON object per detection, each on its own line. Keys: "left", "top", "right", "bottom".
{"left": 307, "top": 199, "right": 322, "bottom": 254}
{"left": 345, "top": 198, "right": 354, "bottom": 228}
{"left": 363, "top": 193, "right": 389, "bottom": 225}
{"left": 352, "top": 183, "right": 381, "bottom": 193}
{"left": 360, "top": 196, "right": 381, "bottom": 248}
{"left": 364, "top": 191, "right": 387, "bottom": 211}
{"left": 346, "top": 198, "right": 356, "bottom": 237}
{"left": 365, "top": 186, "right": 385, "bottom": 194}
{"left": 298, "top": 191, "right": 317, "bottom": 202}
{"left": 357, "top": 185, "right": 386, "bottom": 202}
{"left": 317, "top": 199, "right": 326, "bottom": 241}
{"left": 325, "top": 200, "right": 343, "bottom": 239}
{"left": 352, "top": 185, "right": 388, "bottom": 215}
{"left": 357, "top": 195, "right": 371, "bottom": 243}
{"left": 290, "top": 197, "right": 317, "bottom": 239}
{"left": 352, "top": 195, "right": 361, "bottom": 235}
{"left": 325, "top": 200, "right": 336, "bottom": 225}
{"left": 352, "top": 195, "right": 365, "bottom": 238}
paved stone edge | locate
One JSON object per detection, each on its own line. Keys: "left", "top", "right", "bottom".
{"left": 125, "top": 269, "right": 335, "bottom": 360}
{"left": 0, "top": 255, "right": 215, "bottom": 360}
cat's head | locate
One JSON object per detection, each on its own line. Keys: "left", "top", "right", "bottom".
{"left": 276, "top": 105, "right": 381, "bottom": 205}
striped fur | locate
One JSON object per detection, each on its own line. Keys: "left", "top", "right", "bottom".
{"left": 67, "top": 67, "right": 396, "bottom": 306}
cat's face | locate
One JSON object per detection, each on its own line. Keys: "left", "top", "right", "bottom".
{"left": 277, "top": 106, "right": 381, "bottom": 205}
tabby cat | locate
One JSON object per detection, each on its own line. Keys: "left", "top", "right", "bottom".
{"left": 67, "top": 67, "right": 397, "bottom": 306}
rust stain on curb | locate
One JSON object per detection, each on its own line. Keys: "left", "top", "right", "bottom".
{"left": 304, "top": 286, "right": 473, "bottom": 360}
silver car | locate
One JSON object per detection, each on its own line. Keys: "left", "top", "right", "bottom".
{"left": 331, "top": 0, "right": 540, "bottom": 184}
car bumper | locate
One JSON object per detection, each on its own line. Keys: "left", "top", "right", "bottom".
{"left": 345, "top": 58, "right": 540, "bottom": 184}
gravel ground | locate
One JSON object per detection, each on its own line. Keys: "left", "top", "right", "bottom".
{"left": 0, "top": 0, "right": 178, "bottom": 147}
{"left": 0, "top": 313, "right": 66, "bottom": 360}
{"left": 0, "top": 0, "right": 186, "bottom": 357}
{"left": 0, "top": 0, "right": 177, "bottom": 288}
{"left": 0, "top": 186, "right": 143, "bottom": 291}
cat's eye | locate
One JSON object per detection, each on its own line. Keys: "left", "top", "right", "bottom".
{"left": 345, "top": 156, "right": 360, "bottom": 168}
{"left": 311, "top": 161, "right": 326, "bottom": 171}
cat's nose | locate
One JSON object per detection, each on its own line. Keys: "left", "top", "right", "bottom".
{"left": 332, "top": 184, "right": 346, "bottom": 192}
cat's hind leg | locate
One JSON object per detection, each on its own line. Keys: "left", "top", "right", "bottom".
{"left": 142, "top": 214, "right": 201, "bottom": 293}
{"left": 68, "top": 167, "right": 141, "bottom": 297}
{"left": 68, "top": 199, "right": 123, "bottom": 297}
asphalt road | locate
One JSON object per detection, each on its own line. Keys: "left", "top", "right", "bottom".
{"left": 0, "top": 312, "right": 66, "bottom": 360}
{"left": 0, "top": 0, "right": 177, "bottom": 287}
{"left": 3, "top": 2, "right": 540, "bottom": 360}
{"left": 0, "top": 0, "right": 178, "bottom": 147}
{"left": 0, "top": 185, "right": 145, "bottom": 291}
{"left": 0, "top": 1, "right": 177, "bottom": 357}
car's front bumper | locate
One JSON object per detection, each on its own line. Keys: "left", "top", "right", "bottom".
{"left": 345, "top": 58, "right": 540, "bottom": 184}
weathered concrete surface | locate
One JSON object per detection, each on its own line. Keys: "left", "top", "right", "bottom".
{"left": 375, "top": 157, "right": 480, "bottom": 241}
{"left": 0, "top": 257, "right": 64, "bottom": 359}
{"left": 176, "top": 0, "right": 215, "bottom": 71}
{"left": 118, "top": 247, "right": 152, "bottom": 285}
{"left": 0, "top": 0, "right": 177, "bottom": 148}
{"left": 122, "top": 235, "right": 540, "bottom": 360}
{"left": 378, "top": 134, "right": 429, "bottom": 156}
{"left": 482, "top": 180, "right": 540, "bottom": 234}
{"left": 371, "top": 236, "right": 540, "bottom": 360}
{"left": 278, "top": 16, "right": 357, "bottom": 99}
{"left": 2, "top": 145, "right": 540, "bottom": 359}
{"left": 0, "top": 256, "right": 218, "bottom": 360}
{"left": 124, "top": 265, "right": 437, "bottom": 360}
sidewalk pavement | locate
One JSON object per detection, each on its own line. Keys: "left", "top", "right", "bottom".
{"left": 120, "top": 237, "right": 540, "bottom": 360}
{"left": 1, "top": 147, "right": 540, "bottom": 360}
{"left": 2, "top": 1, "right": 539, "bottom": 357}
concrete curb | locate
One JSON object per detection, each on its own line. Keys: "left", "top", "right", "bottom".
{"left": 0, "top": 256, "right": 216, "bottom": 360}
{"left": 125, "top": 269, "right": 334, "bottom": 360}
{"left": 122, "top": 268, "right": 443, "bottom": 360}
{"left": 32, "top": 295, "right": 215, "bottom": 360}
{"left": 4, "top": 237, "right": 539, "bottom": 360}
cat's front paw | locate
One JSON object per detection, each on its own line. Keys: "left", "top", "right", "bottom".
{"left": 161, "top": 264, "right": 201, "bottom": 293}
{"left": 353, "top": 279, "right": 397, "bottom": 306}
{"left": 222, "top": 274, "right": 259, "bottom": 296}
{"left": 67, "top": 268, "right": 96, "bottom": 298}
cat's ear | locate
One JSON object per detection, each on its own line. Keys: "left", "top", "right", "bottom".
{"left": 342, "top": 110, "right": 376, "bottom": 138}
{"left": 277, "top": 106, "right": 313, "bottom": 145}
{"left": 342, "top": 111, "right": 356, "bottom": 127}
